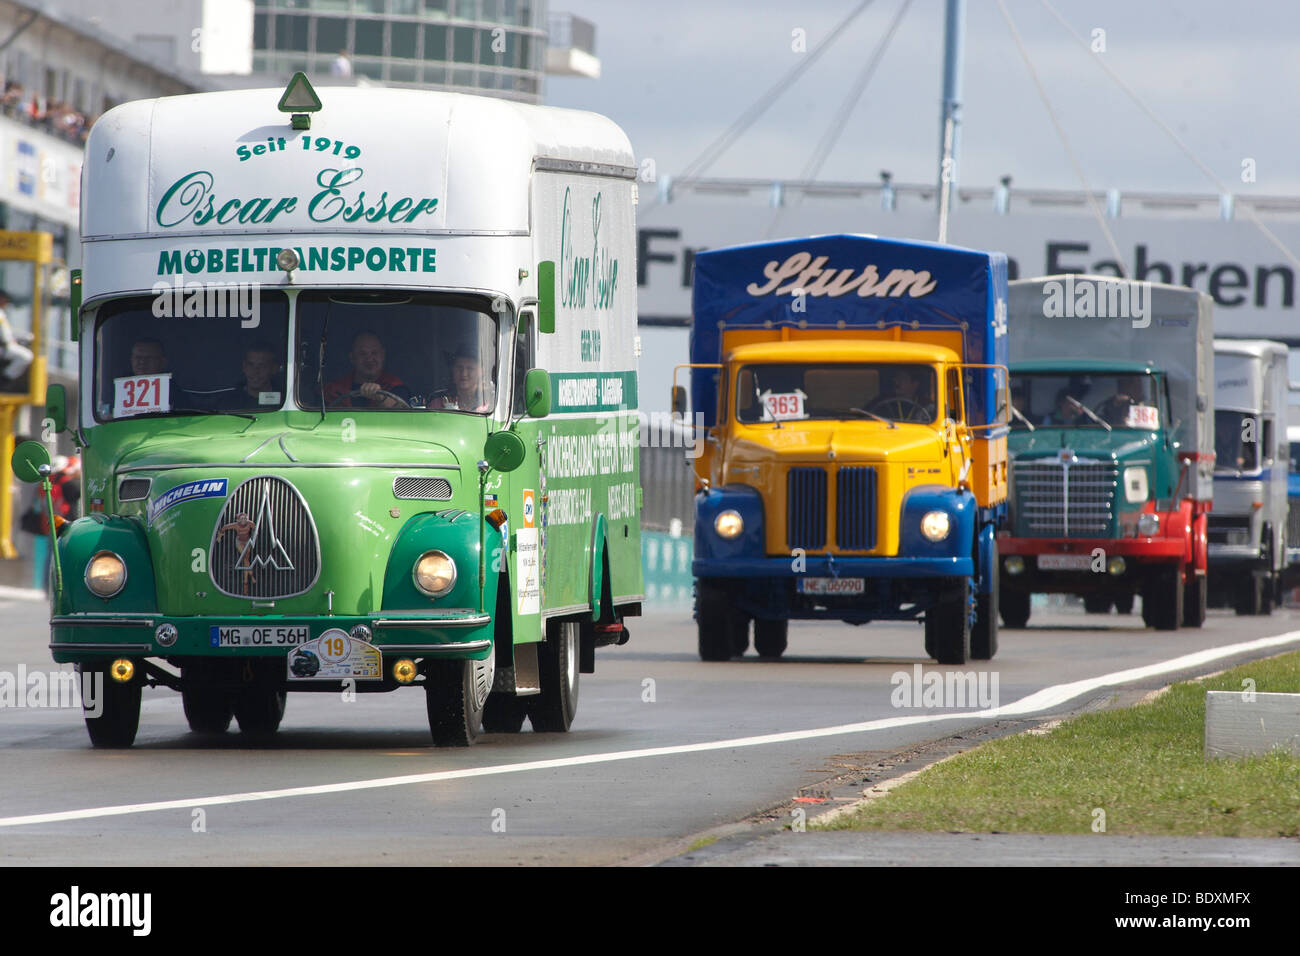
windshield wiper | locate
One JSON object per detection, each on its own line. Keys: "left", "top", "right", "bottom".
{"left": 1010, "top": 405, "right": 1035, "bottom": 431}
{"left": 849, "top": 407, "right": 897, "bottom": 429}
{"left": 316, "top": 303, "right": 331, "bottom": 422}
{"left": 1066, "top": 395, "right": 1111, "bottom": 432}
{"left": 126, "top": 407, "right": 256, "bottom": 423}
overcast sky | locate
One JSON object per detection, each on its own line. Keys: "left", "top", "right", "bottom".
{"left": 545, "top": 0, "right": 1300, "bottom": 196}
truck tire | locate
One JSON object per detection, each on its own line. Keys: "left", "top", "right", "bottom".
{"left": 1233, "top": 574, "right": 1264, "bottom": 616}
{"left": 754, "top": 619, "right": 788, "bottom": 658}
{"left": 1141, "top": 565, "right": 1184, "bottom": 631}
{"left": 529, "top": 620, "right": 580, "bottom": 732}
{"left": 1183, "top": 572, "right": 1207, "bottom": 628}
{"left": 183, "top": 685, "right": 233, "bottom": 734}
{"left": 234, "top": 688, "right": 287, "bottom": 736}
{"left": 926, "top": 578, "right": 971, "bottom": 665}
{"left": 1083, "top": 595, "right": 1112, "bottom": 615}
{"left": 1000, "top": 587, "right": 1031, "bottom": 629}
{"left": 971, "top": 558, "right": 999, "bottom": 661}
{"left": 82, "top": 664, "right": 141, "bottom": 749}
{"left": 427, "top": 657, "right": 491, "bottom": 745}
{"left": 697, "top": 580, "right": 744, "bottom": 661}
{"left": 1113, "top": 593, "right": 1135, "bottom": 615}
{"left": 482, "top": 691, "right": 530, "bottom": 733}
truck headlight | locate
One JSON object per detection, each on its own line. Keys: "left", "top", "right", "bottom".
{"left": 920, "top": 511, "right": 951, "bottom": 542}
{"left": 1137, "top": 513, "right": 1159, "bottom": 536}
{"left": 413, "top": 550, "right": 457, "bottom": 597}
{"left": 85, "top": 551, "right": 127, "bottom": 598}
{"left": 1004, "top": 555, "right": 1025, "bottom": 575}
{"left": 714, "top": 510, "right": 744, "bottom": 539}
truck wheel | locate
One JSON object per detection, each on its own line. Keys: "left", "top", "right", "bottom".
{"left": 971, "top": 560, "right": 999, "bottom": 661}
{"left": 1000, "top": 587, "right": 1031, "bottom": 629}
{"left": 427, "top": 656, "right": 491, "bottom": 746}
{"left": 1113, "top": 593, "right": 1135, "bottom": 615}
{"left": 1083, "top": 595, "right": 1112, "bottom": 615}
{"left": 754, "top": 619, "right": 788, "bottom": 658}
{"left": 697, "top": 580, "right": 742, "bottom": 661}
{"left": 1183, "top": 572, "right": 1207, "bottom": 628}
{"left": 1233, "top": 574, "right": 1264, "bottom": 616}
{"left": 529, "top": 620, "right": 580, "bottom": 732}
{"left": 482, "top": 691, "right": 530, "bottom": 733}
{"left": 926, "top": 578, "right": 971, "bottom": 665}
{"left": 183, "top": 685, "right": 233, "bottom": 734}
{"left": 1141, "top": 565, "right": 1184, "bottom": 630}
{"left": 733, "top": 619, "right": 752, "bottom": 656}
{"left": 234, "top": 688, "right": 287, "bottom": 735}
{"left": 82, "top": 664, "right": 141, "bottom": 749}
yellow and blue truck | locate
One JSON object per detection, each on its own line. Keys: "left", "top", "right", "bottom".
{"left": 676, "top": 234, "right": 1009, "bottom": 664}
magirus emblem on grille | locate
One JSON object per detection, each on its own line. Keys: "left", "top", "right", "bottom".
{"left": 211, "top": 475, "right": 320, "bottom": 598}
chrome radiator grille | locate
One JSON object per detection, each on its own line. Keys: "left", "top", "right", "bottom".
{"left": 210, "top": 475, "right": 320, "bottom": 598}
{"left": 1013, "top": 459, "right": 1117, "bottom": 537}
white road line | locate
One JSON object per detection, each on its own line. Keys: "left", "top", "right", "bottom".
{"left": 2, "top": 630, "right": 1297, "bottom": 828}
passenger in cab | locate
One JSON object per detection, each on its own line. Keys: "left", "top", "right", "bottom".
{"left": 430, "top": 349, "right": 495, "bottom": 412}
{"left": 212, "top": 343, "right": 285, "bottom": 409}
{"left": 324, "top": 331, "right": 411, "bottom": 408}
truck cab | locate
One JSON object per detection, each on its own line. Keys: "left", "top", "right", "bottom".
{"left": 1208, "top": 339, "right": 1289, "bottom": 614}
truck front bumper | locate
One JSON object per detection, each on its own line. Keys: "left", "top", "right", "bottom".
{"left": 694, "top": 555, "right": 973, "bottom": 579}
{"left": 49, "top": 611, "right": 493, "bottom": 664}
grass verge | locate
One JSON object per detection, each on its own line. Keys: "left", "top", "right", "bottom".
{"left": 820, "top": 650, "right": 1300, "bottom": 837}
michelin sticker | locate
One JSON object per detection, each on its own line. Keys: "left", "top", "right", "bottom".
{"left": 148, "top": 478, "right": 228, "bottom": 524}
{"left": 287, "top": 629, "right": 381, "bottom": 681}
{"left": 516, "top": 488, "right": 540, "bottom": 615}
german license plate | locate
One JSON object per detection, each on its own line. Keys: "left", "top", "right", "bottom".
{"left": 210, "top": 625, "right": 310, "bottom": 647}
{"left": 1037, "top": 554, "right": 1092, "bottom": 571}
{"left": 797, "top": 577, "right": 866, "bottom": 595}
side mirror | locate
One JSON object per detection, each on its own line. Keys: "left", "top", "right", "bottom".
{"left": 483, "top": 430, "right": 526, "bottom": 474}
{"left": 11, "top": 440, "right": 51, "bottom": 484}
{"left": 537, "top": 260, "right": 555, "bottom": 334}
{"left": 524, "top": 367, "right": 550, "bottom": 418}
{"left": 672, "top": 385, "right": 687, "bottom": 416}
{"left": 45, "top": 384, "right": 67, "bottom": 435}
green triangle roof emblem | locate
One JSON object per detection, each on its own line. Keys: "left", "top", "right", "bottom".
{"left": 278, "top": 72, "right": 322, "bottom": 113}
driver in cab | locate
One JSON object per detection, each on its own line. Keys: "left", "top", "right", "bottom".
{"left": 872, "top": 366, "right": 935, "bottom": 422}
{"left": 324, "top": 332, "right": 412, "bottom": 408}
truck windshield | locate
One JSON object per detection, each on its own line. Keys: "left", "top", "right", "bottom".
{"left": 295, "top": 291, "right": 499, "bottom": 413}
{"left": 1215, "top": 411, "right": 1260, "bottom": 472}
{"left": 735, "top": 362, "right": 937, "bottom": 424}
{"left": 1010, "top": 372, "right": 1160, "bottom": 430}
{"left": 92, "top": 291, "right": 290, "bottom": 422}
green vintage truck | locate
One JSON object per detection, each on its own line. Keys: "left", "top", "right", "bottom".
{"left": 14, "top": 78, "right": 643, "bottom": 747}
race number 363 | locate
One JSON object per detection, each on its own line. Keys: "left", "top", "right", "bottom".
{"left": 113, "top": 373, "right": 172, "bottom": 417}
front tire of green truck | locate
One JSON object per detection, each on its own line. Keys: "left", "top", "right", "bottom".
{"left": 426, "top": 657, "right": 491, "bottom": 746}
{"left": 1000, "top": 587, "right": 1031, "bottom": 629}
{"left": 183, "top": 685, "right": 234, "bottom": 734}
{"left": 696, "top": 580, "right": 745, "bottom": 661}
{"left": 528, "top": 620, "right": 580, "bottom": 733}
{"left": 926, "top": 578, "right": 971, "bottom": 665}
{"left": 1141, "top": 565, "right": 1184, "bottom": 631}
{"left": 753, "top": 619, "right": 788, "bottom": 659}
{"left": 234, "top": 688, "right": 287, "bottom": 736}
{"left": 82, "top": 664, "right": 142, "bottom": 749}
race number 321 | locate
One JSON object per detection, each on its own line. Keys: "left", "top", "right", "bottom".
{"left": 113, "top": 373, "right": 172, "bottom": 417}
